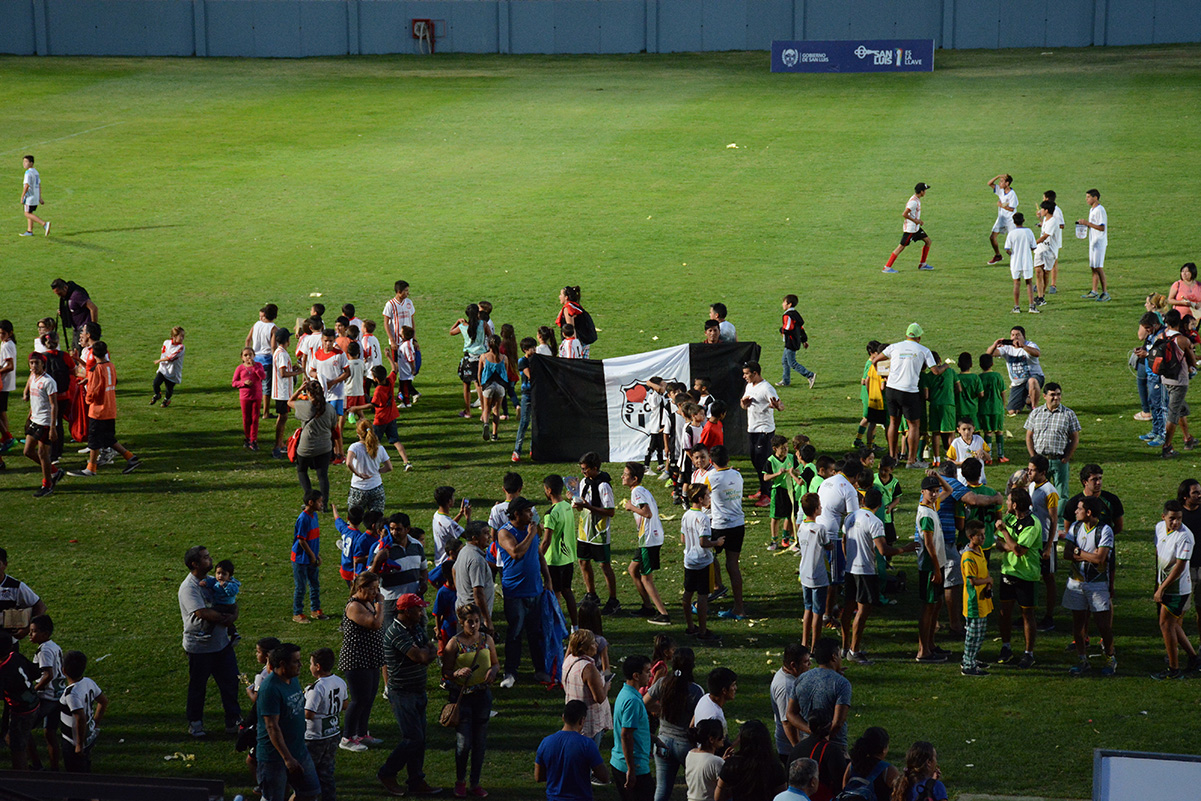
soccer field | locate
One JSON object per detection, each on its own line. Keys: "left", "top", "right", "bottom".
{"left": 2, "top": 45, "right": 1201, "bottom": 799}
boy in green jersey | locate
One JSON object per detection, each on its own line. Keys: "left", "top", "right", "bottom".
{"left": 926, "top": 351, "right": 957, "bottom": 465}
{"left": 955, "top": 352, "right": 984, "bottom": 432}
{"left": 978, "top": 353, "right": 1008, "bottom": 462}
{"left": 764, "top": 435, "right": 799, "bottom": 550}
{"left": 995, "top": 487, "right": 1043, "bottom": 668}
{"left": 542, "top": 474, "right": 579, "bottom": 627}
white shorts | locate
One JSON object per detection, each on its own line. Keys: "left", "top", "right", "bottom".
{"left": 1011, "top": 261, "right": 1033, "bottom": 281}
{"left": 1089, "top": 241, "right": 1106, "bottom": 271}
{"left": 942, "top": 545, "right": 964, "bottom": 588}
{"left": 992, "top": 214, "right": 1015, "bottom": 234}
{"left": 1034, "top": 245, "right": 1055, "bottom": 269}
{"left": 1062, "top": 580, "right": 1111, "bottom": 612}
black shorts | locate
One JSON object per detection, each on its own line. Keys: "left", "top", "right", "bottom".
{"left": 274, "top": 399, "right": 290, "bottom": 416}
{"left": 25, "top": 421, "right": 50, "bottom": 444}
{"left": 885, "top": 387, "right": 922, "bottom": 421}
{"left": 0, "top": 390, "right": 8, "bottom": 412}
{"left": 25, "top": 204, "right": 37, "bottom": 213}
{"left": 900, "top": 228, "right": 928, "bottom": 246}
{"left": 684, "top": 564, "right": 715, "bottom": 594}
{"left": 713, "top": 525, "right": 745, "bottom": 554}
{"left": 547, "top": 563, "right": 574, "bottom": 593}
{"left": 87, "top": 417, "right": 117, "bottom": 450}
{"left": 846, "top": 573, "right": 879, "bottom": 605}
{"left": 375, "top": 420, "right": 400, "bottom": 445}
{"left": 37, "top": 698, "right": 60, "bottom": 732}
{"left": 865, "top": 406, "right": 888, "bottom": 425}
{"left": 576, "top": 541, "right": 611, "bottom": 564}
{"left": 1000, "top": 574, "right": 1036, "bottom": 608}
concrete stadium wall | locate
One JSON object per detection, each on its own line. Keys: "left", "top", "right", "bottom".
{"left": 1, "top": 0, "right": 1199, "bottom": 57}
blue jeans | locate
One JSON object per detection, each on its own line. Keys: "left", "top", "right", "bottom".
{"left": 1149, "top": 373, "right": 1167, "bottom": 438}
{"left": 378, "top": 690, "right": 428, "bottom": 787}
{"left": 258, "top": 753, "right": 320, "bottom": 801}
{"left": 293, "top": 561, "right": 321, "bottom": 615}
{"left": 653, "top": 735, "right": 692, "bottom": 801}
{"left": 256, "top": 354, "right": 273, "bottom": 401}
{"left": 502, "top": 595, "right": 546, "bottom": 676}
{"left": 514, "top": 390, "right": 532, "bottom": 455}
{"left": 781, "top": 348, "right": 813, "bottom": 384}
{"left": 1137, "top": 361, "right": 1151, "bottom": 413}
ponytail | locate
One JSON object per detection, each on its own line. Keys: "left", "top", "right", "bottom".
{"left": 563, "top": 285, "right": 581, "bottom": 303}
{"left": 891, "top": 740, "right": 937, "bottom": 801}
{"left": 465, "top": 304, "right": 480, "bottom": 341}
{"left": 305, "top": 381, "right": 326, "bottom": 418}
{"left": 357, "top": 418, "right": 379, "bottom": 459}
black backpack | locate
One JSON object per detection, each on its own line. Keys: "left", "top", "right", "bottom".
{"left": 43, "top": 349, "right": 72, "bottom": 396}
{"left": 1149, "top": 332, "right": 1183, "bottom": 378}
{"left": 572, "top": 309, "right": 597, "bottom": 346}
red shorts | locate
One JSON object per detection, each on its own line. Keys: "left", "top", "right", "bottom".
{"left": 347, "top": 395, "right": 366, "bottom": 410}
{"left": 340, "top": 567, "right": 355, "bottom": 582}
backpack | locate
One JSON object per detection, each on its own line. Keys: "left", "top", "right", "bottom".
{"left": 43, "top": 349, "right": 72, "bottom": 396}
{"left": 834, "top": 761, "right": 888, "bottom": 801}
{"left": 0, "top": 650, "right": 42, "bottom": 714}
{"left": 1149, "top": 332, "right": 1183, "bottom": 378}
{"left": 572, "top": 309, "right": 597, "bottom": 346}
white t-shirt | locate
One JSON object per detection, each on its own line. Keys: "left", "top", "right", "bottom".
{"left": 882, "top": 340, "right": 935, "bottom": 393}
{"left": 1038, "top": 215, "right": 1058, "bottom": 255}
{"left": 362, "top": 333, "right": 383, "bottom": 372}
{"left": 311, "top": 348, "right": 349, "bottom": 401}
{"left": 686, "top": 750, "right": 724, "bottom": 801}
{"left": 681, "top": 509, "right": 714, "bottom": 569}
{"left": 299, "top": 331, "right": 322, "bottom": 365}
{"left": 304, "top": 674, "right": 348, "bottom": 741}
{"left": 995, "top": 185, "right": 1017, "bottom": 221}
{"left": 1089, "top": 204, "right": 1108, "bottom": 246}
{"left": 272, "top": 347, "right": 294, "bottom": 402}
{"left": 396, "top": 340, "right": 416, "bottom": 381}
{"left": 158, "top": 340, "right": 185, "bottom": 384}
{"left": 22, "top": 167, "right": 40, "bottom": 205}
{"left": 347, "top": 441, "right": 389, "bottom": 490}
{"left": 844, "top": 509, "right": 884, "bottom": 576}
{"left": 692, "top": 695, "right": 727, "bottom": 736}
{"left": 630, "top": 484, "right": 664, "bottom": 547}
{"left": 0, "top": 339, "right": 16, "bottom": 392}
{"left": 1005, "top": 227, "right": 1036, "bottom": 269}
{"left": 904, "top": 195, "right": 921, "bottom": 233}
{"left": 718, "top": 320, "right": 736, "bottom": 343}
{"left": 251, "top": 320, "right": 275, "bottom": 357}
{"left": 348, "top": 316, "right": 366, "bottom": 340}
{"left": 947, "top": 434, "right": 990, "bottom": 485}
{"left": 816, "top": 473, "right": 859, "bottom": 541}
{"left": 795, "top": 520, "right": 832, "bottom": 588}
{"left": 433, "top": 511, "right": 465, "bottom": 566}
{"left": 1064, "top": 522, "right": 1114, "bottom": 587}
{"left": 28, "top": 373, "right": 58, "bottom": 426}
{"left": 996, "top": 342, "right": 1043, "bottom": 384}
{"left": 1051, "top": 205, "right": 1065, "bottom": 250}
{"left": 535, "top": 344, "right": 552, "bottom": 357}
{"left": 741, "top": 380, "right": 779, "bottom": 433}
{"left": 704, "top": 467, "right": 745, "bottom": 529}
{"left": 1156, "top": 522, "right": 1195, "bottom": 596}
{"left": 559, "top": 338, "right": 583, "bottom": 359}
{"left": 346, "top": 359, "right": 365, "bottom": 398}
{"left": 36, "top": 639, "right": 66, "bottom": 701}
{"left": 59, "top": 677, "right": 101, "bottom": 747}
{"left": 383, "top": 297, "right": 415, "bottom": 342}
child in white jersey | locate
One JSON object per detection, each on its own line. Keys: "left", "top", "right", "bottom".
{"left": 59, "top": 649, "right": 108, "bottom": 775}
{"left": 304, "top": 647, "right": 348, "bottom": 801}
{"left": 680, "top": 484, "right": 723, "bottom": 642}
{"left": 150, "top": 326, "right": 186, "bottom": 407}
{"left": 622, "top": 462, "right": 670, "bottom": 625}
{"left": 795, "top": 493, "right": 834, "bottom": 649}
{"left": 30, "top": 614, "right": 65, "bottom": 771}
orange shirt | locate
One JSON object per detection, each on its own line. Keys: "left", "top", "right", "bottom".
{"left": 86, "top": 361, "right": 117, "bottom": 420}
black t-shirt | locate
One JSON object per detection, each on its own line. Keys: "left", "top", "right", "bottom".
{"left": 718, "top": 754, "right": 787, "bottom": 801}
{"left": 788, "top": 734, "right": 849, "bottom": 801}
{"left": 1183, "top": 505, "right": 1201, "bottom": 568}
{"left": 1063, "top": 491, "right": 1124, "bottom": 529}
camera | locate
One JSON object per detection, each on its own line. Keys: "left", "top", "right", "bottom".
{"left": 998, "top": 339, "right": 1013, "bottom": 347}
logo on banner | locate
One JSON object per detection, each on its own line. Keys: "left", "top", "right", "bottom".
{"left": 854, "top": 44, "right": 894, "bottom": 65}
{"left": 781, "top": 48, "right": 799, "bottom": 67}
{"left": 904, "top": 50, "right": 923, "bottom": 66}
{"left": 619, "top": 381, "right": 657, "bottom": 435}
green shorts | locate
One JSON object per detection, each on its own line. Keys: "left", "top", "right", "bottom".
{"left": 577, "top": 541, "right": 611, "bottom": 564}
{"left": 634, "top": 545, "right": 661, "bottom": 575}
{"left": 929, "top": 404, "right": 957, "bottom": 435}
{"left": 977, "top": 413, "right": 1003, "bottom": 434}
{"left": 918, "top": 568, "right": 943, "bottom": 604}
{"left": 1160, "top": 593, "right": 1189, "bottom": 618}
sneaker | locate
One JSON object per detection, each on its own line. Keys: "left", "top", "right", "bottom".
{"left": 905, "top": 460, "right": 929, "bottom": 469}
{"left": 188, "top": 720, "right": 207, "bottom": 737}
{"left": 1028, "top": 305, "right": 1040, "bottom": 314}
{"left": 1037, "top": 617, "right": 1055, "bottom": 632}
{"left": 1146, "top": 437, "right": 1165, "bottom": 447}
{"left": 881, "top": 266, "right": 899, "bottom": 274}
{"left": 998, "top": 455, "right": 1010, "bottom": 463}
{"left": 916, "top": 653, "right": 948, "bottom": 663}
{"left": 457, "top": 410, "right": 470, "bottom": 418}
{"left": 1134, "top": 411, "right": 1153, "bottom": 421}
{"left": 774, "top": 381, "right": 789, "bottom": 387}
{"left": 1082, "top": 290, "right": 1099, "bottom": 299}
{"left": 510, "top": 451, "right": 521, "bottom": 462}
{"left": 1068, "top": 660, "right": 1090, "bottom": 677}
{"left": 716, "top": 609, "right": 746, "bottom": 621}
{"left": 1163, "top": 446, "right": 1179, "bottom": 459}
{"left": 987, "top": 255, "right": 1003, "bottom": 265}
{"left": 917, "top": 263, "right": 934, "bottom": 271}
{"left": 1011, "top": 305, "right": 1021, "bottom": 314}
{"left": 746, "top": 491, "right": 765, "bottom": 501}
{"left": 1035, "top": 296, "right": 1047, "bottom": 306}
{"left": 310, "top": 610, "right": 329, "bottom": 621}
{"left": 68, "top": 468, "right": 96, "bottom": 477}
{"left": 332, "top": 456, "right": 345, "bottom": 465}
{"left": 404, "top": 462, "right": 413, "bottom": 471}
{"left": 76, "top": 445, "right": 91, "bottom": 454}
{"left": 97, "top": 448, "right": 116, "bottom": 466}
{"left": 648, "top": 613, "right": 671, "bottom": 626}
{"left": 1048, "top": 285, "right": 1058, "bottom": 294}
{"left": 482, "top": 424, "right": 489, "bottom": 441}
{"left": 409, "top": 781, "right": 442, "bottom": 796}
{"left": 51, "top": 468, "right": 65, "bottom": 486}
{"left": 1139, "top": 432, "right": 1156, "bottom": 441}
{"left": 249, "top": 441, "right": 260, "bottom": 451}
{"left": 582, "top": 592, "right": 600, "bottom": 606}
{"left": 1100, "top": 656, "right": 1117, "bottom": 677}
{"left": 357, "top": 732, "right": 383, "bottom": 747}
{"left": 1097, "top": 292, "right": 1111, "bottom": 302}
{"left": 755, "top": 496, "right": 770, "bottom": 507}
{"left": 19, "top": 231, "right": 33, "bottom": 236}
{"left": 150, "top": 394, "right": 161, "bottom": 405}
{"left": 292, "top": 614, "right": 310, "bottom": 624}
{"left": 454, "top": 783, "right": 467, "bottom": 798}
{"left": 767, "top": 542, "right": 779, "bottom": 552}
{"left": 1151, "top": 668, "right": 1184, "bottom": 680}
{"left": 339, "top": 736, "right": 367, "bottom": 752}
{"left": 708, "top": 587, "right": 728, "bottom": 602}
{"left": 122, "top": 457, "right": 141, "bottom": 474}
{"left": 1065, "top": 637, "right": 1088, "bottom": 652}
{"left": 272, "top": 448, "right": 286, "bottom": 459}
{"left": 1185, "top": 438, "right": 1198, "bottom": 451}
{"left": 1187, "top": 654, "right": 1201, "bottom": 672}
{"left": 806, "top": 372, "right": 817, "bottom": 390}
{"left": 33, "top": 485, "right": 53, "bottom": 498}
{"left": 1017, "top": 653, "right": 1036, "bottom": 669}
{"left": 996, "top": 645, "right": 1014, "bottom": 664}
{"left": 960, "top": 665, "right": 989, "bottom": 676}
{"left": 634, "top": 605, "right": 656, "bottom": 618}
{"left": 471, "top": 398, "right": 481, "bottom": 408}
{"left": 490, "top": 432, "right": 498, "bottom": 442}
{"left": 161, "top": 399, "right": 171, "bottom": 407}
{"left": 848, "top": 651, "right": 872, "bottom": 666}
{"left": 499, "top": 674, "right": 516, "bottom": 689}
{"left": 468, "top": 786, "right": 488, "bottom": 797}
{"left": 696, "top": 630, "right": 722, "bottom": 643}
{"left": 533, "top": 672, "right": 554, "bottom": 684}
{"left": 43, "top": 221, "right": 51, "bottom": 236}
{"left": 601, "top": 598, "right": 622, "bottom": 616}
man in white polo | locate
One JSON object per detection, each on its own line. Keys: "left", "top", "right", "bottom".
{"left": 872, "top": 323, "right": 946, "bottom": 469}
{"left": 987, "top": 173, "right": 1018, "bottom": 265}
{"left": 1078, "top": 189, "right": 1109, "bottom": 302}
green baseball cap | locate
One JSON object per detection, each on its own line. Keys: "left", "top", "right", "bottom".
{"left": 906, "top": 322, "right": 924, "bottom": 338}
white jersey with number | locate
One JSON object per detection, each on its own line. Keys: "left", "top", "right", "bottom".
{"left": 1156, "top": 522, "right": 1194, "bottom": 596}
{"left": 304, "top": 674, "right": 348, "bottom": 741}
{"left": 36, "top": 639, "right": 66, "bottom": 701}
{"left": 22, "top": 167, "right": 40, "bottom": 205}
{"left": 704, "top": 467, "right": 745, "bottom": 529}
{"left": 59, "top": 677, "right": 101, "bottom": 747}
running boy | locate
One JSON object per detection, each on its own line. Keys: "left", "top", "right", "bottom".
{"left": 151, "top": 327, "right": 186, "bottom": 407}
{"left": 622, "top": 463, "right": 670, "bottom": 625}
{"left": 883, "top": 182, "right": 932, "bottom": 273}
{"left": 778, "top": 294, "right": 816, "bottom": 388}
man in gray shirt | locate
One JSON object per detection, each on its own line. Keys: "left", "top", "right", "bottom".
{"left": 178, "top": 545, "right": 242, "bottom": 738}
{"left": 454, "top": 522, "right": 495, "bottom": 633}
{"left": 785, "top": 638, "right": 851, "bottom": 754}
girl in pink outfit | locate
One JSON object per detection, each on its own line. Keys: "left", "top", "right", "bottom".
{"left": 232, "top": 347, "right": 266, "bottom": 450}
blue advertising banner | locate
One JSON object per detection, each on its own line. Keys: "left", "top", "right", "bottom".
{"left": 771, "top": 39, "right": 934, "bottom": 73}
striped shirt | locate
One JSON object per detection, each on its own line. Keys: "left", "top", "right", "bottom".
{"left": 369, "top": 536, "right": 424, "bottom": 601}
{"left": 1024, "top": 404, "right": 1081, "bottom": 459}
{"left": 383, "top": 619, "right": 430, "bottom": 693}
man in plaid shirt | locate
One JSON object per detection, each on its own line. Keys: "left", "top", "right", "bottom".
{"left": 1024, "top": 382, "right": 1080, "bottom": 519}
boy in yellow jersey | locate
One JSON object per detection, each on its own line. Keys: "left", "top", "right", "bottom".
{"left": 960, "top": 520, "right": 993, "bottom": 676}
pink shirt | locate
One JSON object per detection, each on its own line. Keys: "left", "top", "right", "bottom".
{"left": 232, "top": 363, "right": 265, "bottom": 401}
{"left": 1171, "top": 280, "right": 1201, "bottom": 320}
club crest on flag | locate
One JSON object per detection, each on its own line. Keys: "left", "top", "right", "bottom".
{"left": 619, "top": 380, "right": 657, "bottom": 435}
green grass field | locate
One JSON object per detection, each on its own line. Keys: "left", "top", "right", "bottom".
{"left": 3, "top": 45, "right": 1201, "bottom": 800}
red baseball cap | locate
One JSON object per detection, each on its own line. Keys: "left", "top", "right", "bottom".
{"left": 395, "top": 593, "right": 430, "bottom": 611}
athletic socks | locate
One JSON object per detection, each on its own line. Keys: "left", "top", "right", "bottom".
{"left": 885, "top": 253, "right": 898, "bottom": 268}
{"left": 921, "top": 244, "right": 930, "bottom": 262}
{"left": 994, "top": 433, "right": 1005, "bottom": 458}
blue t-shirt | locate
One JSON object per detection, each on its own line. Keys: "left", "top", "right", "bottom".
{"left": 908, "top": 779, "right": 948, "bottom": 801}
{"left": 207, "top": 577, "right": 241, "bottom": 606}
{"left": 434, "top": 584, "right": 458, "bottom": 639}
{"left": 335, "top": 518, "right": 359, "bottom": 572}
{"left": 940, "top": 477, "right": 970, "bottom": 547}
{"left": 352, "top": 530, "right": 377, "bottom": 574}
{"left": 536, "top": 729, "right": 603, "bottom": 801}
{"left": 518, "top": 355, "right": 531, "bottom": 392}
{"left": 611, "top": 683, "right": 651, "bottom": 775}
{"left": 499, "top": 523, "right": 544, "bottom": 599}
{"left": 292, "top": 510, "right": 320, "bottom": 564}
{"left": 256, "top": 672, "right": 307, "bottom": 763}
